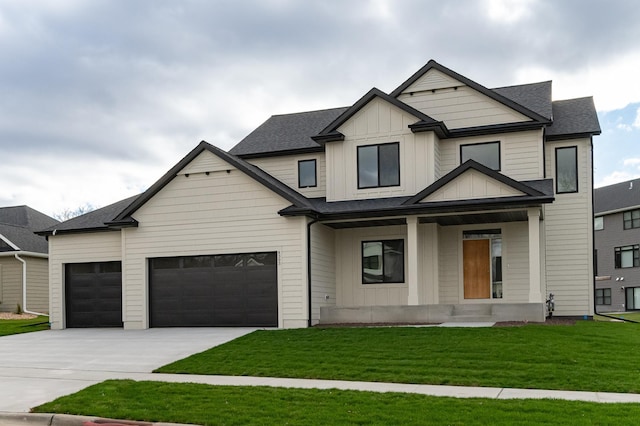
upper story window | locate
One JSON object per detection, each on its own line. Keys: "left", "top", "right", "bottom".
{"left": 623, "top": 209, "right": 640, "bottom": 230}
{"left": 615, "top": 244, "right": 639, "bottom": 268}
{"left": 357, "top": 142, "right": 400, "bottom": 189}
{"left": 298, "top": 159, "right": 317, "bottom": 188}
{"left": 556, "top": 146, "right": 578, "bottom": 193}
{"left": 594, "top": 216, "right": 604, "bottom": 231}
{"left": 460, "top": 141, "right": 500, "bottom": 170}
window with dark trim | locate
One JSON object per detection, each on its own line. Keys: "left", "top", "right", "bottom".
{"left": 614, "top": 244, "right": 640, "bottom": 268}
{"left": 362, "top": 239, "right": 404, "bottom": 284}
{"left": 298, "top": 159, "right": 317, "bottom": 188}
{"left": 596, "top": 288, "right": 611, "bottom": 305}
{"left": 556, "top": 146, "right": 578, "bottom": 193}
{"left": 623, "top": 209, "right": 640, "bottom": 230}
{"left": 460, "top": 141, "right": 500, "bottom": 170}
{"left": 357, "top": 142, "right": 400, "bottom": 189}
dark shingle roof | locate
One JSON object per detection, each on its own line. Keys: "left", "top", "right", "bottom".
{"left": 37, "top": 196, "right": 139, "bottom": 235}
{"left": 594, "top": 178, "right": 640, "bottom": 215}
{"left": 229, "top": 107, "right": 348, "bottom": 157}
{"left": 546, "top": 97, "right": 601, "bottom": 139}
{"left": 0, "top": 206, "right": 59, "bottom": 253}
{"left": 492, "top": 81, "right": 553, "bottom": 120}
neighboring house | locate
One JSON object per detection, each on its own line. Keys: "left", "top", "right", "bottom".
{"left": 594, "top": 178, "right": 640, "bottom": 313}
{"left": 39, "top": 60, "right": 600, "bottom": 329}
{"left": 0, "top": 205, "right": 59, "bottom": 314}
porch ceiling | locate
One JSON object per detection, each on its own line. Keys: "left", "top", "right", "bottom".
{"left": 321, "top": 210, "right": 531, "bottom": 229}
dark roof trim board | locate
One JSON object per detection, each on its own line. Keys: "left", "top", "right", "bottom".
{"left": 404, "top": 159, "right": 546, "bottom": 205}
{"left": 312, "top": 87, "right": 441, "bottom": 142}
{"left": 390, "top": 60, "right": 551, "bottom": 125}
{"left": 234, "top": 146, "right": 325, "bottom": 159}
{"left": 113, "top": 141, "right": 312, "bottom": 223}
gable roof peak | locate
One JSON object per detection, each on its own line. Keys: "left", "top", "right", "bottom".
{"left": 390, "top": 60, "right": 551, "bottom": 124}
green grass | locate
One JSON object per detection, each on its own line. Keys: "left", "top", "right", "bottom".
{"left": 0, "top": 316, "right": 49, "bottom": 336}
{"left": 32, "top": 380, "right": 640, "bottom": 426}
{"left": 156, "top": 322, "right": 640, "bottom": 393}
{"left": 595, "top": 312, "right": 640, "bottom": 322}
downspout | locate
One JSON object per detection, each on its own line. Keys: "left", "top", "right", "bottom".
{"left": 307, "top": 216, "right": 319, "bottom": 327}
{"left": 14, "top": 253, "right": 49, "bottom": 317}
{"left": 588, "top": 137, "right": 637, "bottom": 323}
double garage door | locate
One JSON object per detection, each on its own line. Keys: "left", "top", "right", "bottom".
{"left": 65, "top": 252, "right": 278, "bottom": 328}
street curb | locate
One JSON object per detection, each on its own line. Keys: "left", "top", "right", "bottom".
{"left": 0, "top": 413, "right": 198, "bottom": 426}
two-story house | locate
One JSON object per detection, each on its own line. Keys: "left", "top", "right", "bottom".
{"left": 594, "top": 178, "right": 640, "bottom": 313}
{"left": 39, "top": 60, "right": 600, "bottom": 329}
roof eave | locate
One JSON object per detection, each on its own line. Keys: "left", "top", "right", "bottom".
{"left": 545, "top": 130, "right": 601, "bottom": 141}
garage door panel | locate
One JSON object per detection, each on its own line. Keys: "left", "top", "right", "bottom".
{"left": 150, "top": 252, "right": 278, "bottom": 327}
{"left": 65, "top": 262, "right": 123, "bottom": 328}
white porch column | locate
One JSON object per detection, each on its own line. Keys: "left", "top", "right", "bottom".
{"left": 528, "top": 208, "right": 542, "bottom": 303}
{"left": 407, "top": 216, "right": 419, "bottom": 305}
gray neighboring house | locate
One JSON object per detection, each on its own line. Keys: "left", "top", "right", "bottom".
{"left": 0, "top": 205, "right": 59, "bottom": 314}
{"left": 594, "top": 178, "right": 640, "bottom": 313}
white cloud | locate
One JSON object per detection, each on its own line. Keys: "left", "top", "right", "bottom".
{"left": 623, "top": 158, "right": 640, "bottom": 168}
{"left": 484, "top": 0, "right": 534, "bottom": 24}
{"left": 634, "top": 107, "right": 640, "bottom": 128}
{"left": 596, "top": 170, "right": 640, "bottom": 188}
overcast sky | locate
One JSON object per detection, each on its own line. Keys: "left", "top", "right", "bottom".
{"left": 1, "top": 0, "right": 639, "bottom": 217}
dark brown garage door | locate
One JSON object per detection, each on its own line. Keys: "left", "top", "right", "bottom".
{"left": 65, "top": 262, "right": 123, "bottom": 328}
{"left": 149, "top": 252, "right": 277, "bottom": 327}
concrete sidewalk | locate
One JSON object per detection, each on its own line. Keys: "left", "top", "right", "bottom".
{"left": 1, "top": 372, "right": 640, "bottom": 425}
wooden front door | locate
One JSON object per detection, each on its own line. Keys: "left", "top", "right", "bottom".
{"left": 463, "top": 239, "right": 491, "bottom": 299}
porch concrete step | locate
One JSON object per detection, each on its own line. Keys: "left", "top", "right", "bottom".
{"left": 447, "top": 315, "right": 495, "bottom": 322}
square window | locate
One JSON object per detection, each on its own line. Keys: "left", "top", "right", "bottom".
{"left": 362, "top": 239, "right": 404, "bottom": 284}
{"left": 596, "top": 288, "right": 611, "bottom": 305}
{"left": 623, "top": 209, "right": 640, "bottom": 230}
{"left": 556, "top": 146, "right": 578, "bottom": 193}
{"left": 460, "top": 141, "right": 500, "bottom": 170}
{"left": 298, "top": 159, "right": 317, "bottom": 188}
{"left": 357, "top": 143, "right": 400, "bottom": 189}
{"left": 594, "top": 217, "right": 603, "bottom": 231}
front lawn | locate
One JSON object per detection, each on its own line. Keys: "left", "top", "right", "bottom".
{"left": 32, "top": 380, "right": 640, "bottom": 426}
{"left": 0, "top": 316, "right": 49, "bottom": 336}
{"left": 157, "top": 321, "right": 640, "bottom": 393}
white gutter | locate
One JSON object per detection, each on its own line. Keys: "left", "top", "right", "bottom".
{"left": 13, "top": 253, "right": 49, "bottom": 317}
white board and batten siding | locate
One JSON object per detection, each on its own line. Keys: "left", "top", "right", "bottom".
{"left": 249, "top": 154, "right": 327, "bottom": 199}
{"left": 421, "top": 169, "right": 525, "bottom": 203}
{"left": 544, "top": 138, "right": 594, "bottom": 317}
{"left": 438, "top": 130, "right": 544, "bottom": 181}
{"left": 48, "top": 231, "right": 123, "bottom": 329}
{"left": 397, "top": 69, "right": 531, "bottom": 129}
{"left": 122, "top": 150, "right": 308, "bottom": 329}
{"left": 327, "top": 97, "right": 437, "bottom": 201}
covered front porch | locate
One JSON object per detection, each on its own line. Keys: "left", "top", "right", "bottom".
{"left": 314, "top": 207, "right": 547, "bottom": 324}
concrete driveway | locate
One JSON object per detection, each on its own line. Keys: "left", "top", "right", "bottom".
{"left": 0, "top": 328, "right": 257, "bottom": 413}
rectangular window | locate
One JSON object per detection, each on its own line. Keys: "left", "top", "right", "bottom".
{"left": 594, "top": 216, "right": 604, "bottom": 231}
{"left": 614, "top": 245, "right": 640, "bottom": 268}
{"left": 298, "top": 159, "right": 317, "bottom": 188}
{"left": 460, "top": 141, "right": 500, "bottom": 170}
{"left": 357, "top": 143, "right": 400, "bottom": 189}
{"left": 626, "top": 287, "right": 640, "bottom": 310}
{"left": 595, "top": 288, "right": 611, "bottom": 305}
{"left": 556, "top": 146, "right": 578, "bottom": 193}
{"left": 623, "top": 209, "right": 640, "bottom": 230}
{"left": 362, "top": 239, "right": 404, "bottom": 284}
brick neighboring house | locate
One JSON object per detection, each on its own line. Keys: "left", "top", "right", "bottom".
{"left": 594, "top": 178, "right": 640, "bottom": 313}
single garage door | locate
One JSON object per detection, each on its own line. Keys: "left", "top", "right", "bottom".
{"left": 65, "top": 261, "right": 123, "bottom": 328}
{"left": 149, "top": 252, "right": 278, "bottom": 327}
